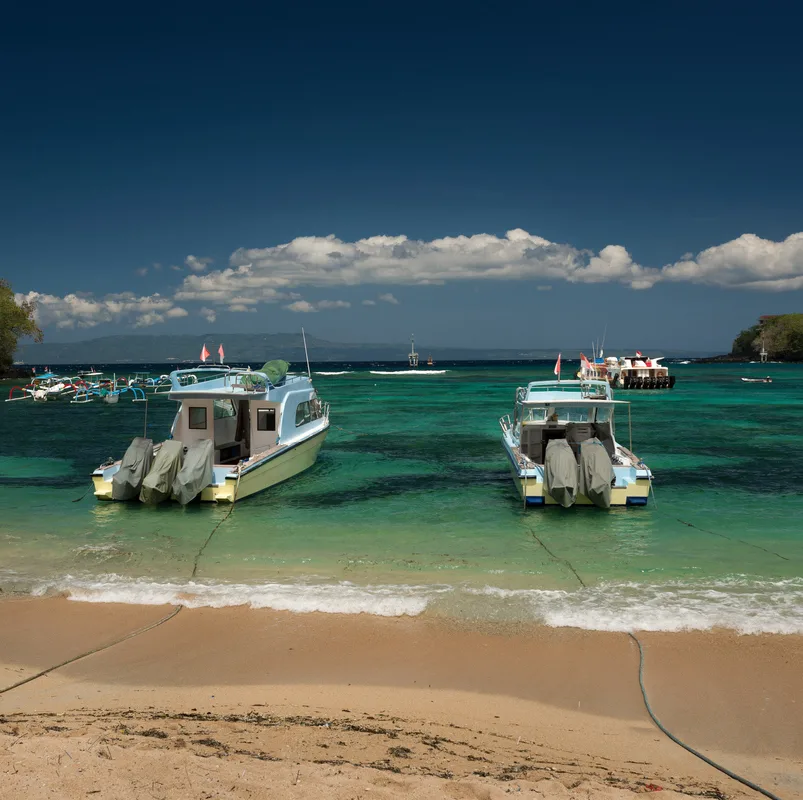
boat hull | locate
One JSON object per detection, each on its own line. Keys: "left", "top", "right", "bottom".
{"left": 93, "top": 426, "right": 329, "bottom": 504}
{"left": 508, "top": 462, "right": 650, "bottom": 506}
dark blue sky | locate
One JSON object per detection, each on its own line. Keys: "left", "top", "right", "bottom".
{"left": 3, "top": 1, "right": 802, "bottom": 351}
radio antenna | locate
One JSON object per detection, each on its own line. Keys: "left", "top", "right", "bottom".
{"left": 302, "top": 328, "right": 311, "bottom": 378}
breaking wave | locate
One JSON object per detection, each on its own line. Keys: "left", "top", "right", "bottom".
{"left": 26, "top": 575, "right": 803, "bottom": 634}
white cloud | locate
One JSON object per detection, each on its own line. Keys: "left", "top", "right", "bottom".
{"left": 659, "top": 232, "right": 803, "bottom": 291}
{"left": 185, "top": 255, "right": 214, "bottom": 272}
{"left": 135, "top": 267, "right": 148, "bottom": 277}
{"left": 285, "top": 300, "right": 317, "bottom": 313}
{"left": 166, "top": 306, "right": 189, "bottom": 318}
{"left": 378, "top": 293, "right": 399, "bottom": 305}
{"left": 15, "top": 291, "right": 180, "bottom": 329}
{"left": 362, "top": 299, "right": 377, "bottom": 306}
{"left": 228, "top": 303, "right": 257, "bottom": 313}
{"left": 199, "top": 307, "right": 217, "bottom": 323}
{"left": 169, "top": 228, "right": 803, "bottom": 305}
{"left": 285, "top": 299, "right": 351, "bottom": 313}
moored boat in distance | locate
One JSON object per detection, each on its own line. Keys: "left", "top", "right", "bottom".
{"left": 91, "top": 360, "right": 329, "bottom": 504}
{"left": 741, "top": 376, "right": 772, "bottom": 383}
{"left": 500, "top": 379, "right": 652, "bottom": 508}
{"left": 577, "top": 352, "right": 675, "bottom": 389}
{"left": 408, "top": 334, "right": 419, "bottom": 367}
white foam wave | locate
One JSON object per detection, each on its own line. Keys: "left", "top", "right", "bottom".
{"left": 466, "top": 577, "right": 803, "bottom": 635}
{"left": 33, "top": 576, "right": 449, "bottom": 617}
{"left": 314, "top": 371, "right": 352, "bottom": 375}
{"left": 26, "top": 575, "right": 803, "bottom": 634}
{"left": 369, "top": 370, "right": 447, "bottom": 375}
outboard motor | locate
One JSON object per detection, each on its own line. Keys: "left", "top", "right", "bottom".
{"left": 579, "top": 438, "right": 615, "bottom": 509}
{"left": 140, "top": 440, "right": 184, "bottom": 504}
{"left": 112, "top": 437, "right": 154, "bottom": 501}
{"left": 171, "top": 439, "right": 214, "bottom": 505}
{"left": 544, "top": 439, "right": 578, "bottom": 507}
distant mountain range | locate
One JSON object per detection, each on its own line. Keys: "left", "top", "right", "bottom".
{"left": 15, "top": 333, "right": 717, "bottom": 364}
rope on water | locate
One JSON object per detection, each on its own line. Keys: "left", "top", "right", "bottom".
{"left": 673, "top": 517, "right": 790, "bottom": 562}
{"left": 0, "top": 606, "right": 182, "bottom": 696}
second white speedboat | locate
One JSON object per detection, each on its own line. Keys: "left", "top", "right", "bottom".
{"left": 500, "top": 379, "right": 652, "bottom": 508}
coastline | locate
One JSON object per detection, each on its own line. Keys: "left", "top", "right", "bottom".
{"left": 1, "top": 597, "right": 800, "bottom": 799}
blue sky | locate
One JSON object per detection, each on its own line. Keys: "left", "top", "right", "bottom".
{"left": 3, "top": 1, "right": 802, "bottom": 351}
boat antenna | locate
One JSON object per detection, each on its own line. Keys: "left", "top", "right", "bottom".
{"left": 600, "top": 322, "right": 608, "bottom": 357}
{"left": 302, "top": 328, "right": 311, "bottom": 378}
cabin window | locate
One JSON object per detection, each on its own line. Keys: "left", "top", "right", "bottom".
{"left": 524, "top": 407, "right": 546, "bottom": 422}
{"left": 595, "top": 407, "right": 613, "bottom": 423}
{"left": 557, "top": 406, "right": 590, "bottom": 423}
{"left": 213, "top": 399, "right": 236, "bottom": 419}
{"left": 295, "top": 401, "right": 311, "bottom": 426}
{"left": 257, "top": 408, "right": 276, "bottom": 431}
{"left": 188, "top": 406, "right": 208, "bottom": 430}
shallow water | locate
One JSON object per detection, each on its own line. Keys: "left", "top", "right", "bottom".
{"left": 1, "top": 361, "right": 801, "bottom": 633}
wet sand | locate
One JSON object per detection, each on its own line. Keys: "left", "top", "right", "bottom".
{"left": 0, "top": 596, "right": 801, "bottom": 798}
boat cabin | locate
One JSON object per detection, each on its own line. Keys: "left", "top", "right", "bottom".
{"left": 168, "top": 367, "right": 324, "bottom": 466}
{"left": 512, "top": 380, "right": 625, "bottom": 465}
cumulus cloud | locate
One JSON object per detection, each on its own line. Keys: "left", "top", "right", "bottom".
{"left": 362, "top": 299, "right": 377, "bottom": 306}
{"left": 285, "top": 299, "right": 351, "bottom": 313}
{"left": 185, "top": 255, "right": 214, "bottom": 272}
{"left": 378, "top": 293, "right": 399, "bottom": 304}
{"left": 166, "top": 306, "right": 189, "bottom": 318}
{"left": 659, "top": 232, "right": 803, "bottom": 291}
{"left": 15, "top": 291, "right": 182, "bottom": 329}
{"left": 199, "top": 307, "right": 217, "bottom": 323}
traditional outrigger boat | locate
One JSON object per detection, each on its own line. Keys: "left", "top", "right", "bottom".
{"left": 91, "top": 360, "right": 329, "bottom": 504}
{"left": 5, "top": 373, "right": 81, "bottom": 402}
{"left": 500, "top": 379, "right": 652, "bottom": 508}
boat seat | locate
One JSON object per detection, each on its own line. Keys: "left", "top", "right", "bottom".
{"left": 592, "top": 422, "right": 616, "bottom": 459}
{"left": 565, "top": 423, "right": 595, "bottom": 461}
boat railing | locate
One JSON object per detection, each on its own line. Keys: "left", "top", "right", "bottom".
{"left": 499, "top": 414, "right": 512, "bottom": 434}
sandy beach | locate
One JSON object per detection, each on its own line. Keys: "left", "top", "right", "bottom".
{"left": 0, "top": 596, "right": 801, "bottom": 799}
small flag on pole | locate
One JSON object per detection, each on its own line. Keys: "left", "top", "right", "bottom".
{"left": 200, "top": 344, "right": 210, "bottom": 363}
{"left": 218, "top": 343, "right": 225, "bottom": 364}
{"left": 636, "top": 350, "right": 643, "bottom": 358}
{"left": 580, "top": 352, "right": 591, "bottom": 372}
{"left": 554, "top": 353, "right": 561, "bottom": 380}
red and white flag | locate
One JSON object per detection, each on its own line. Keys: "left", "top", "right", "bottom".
{"left": 580, "top": 352, "right": 591, "bottom": 371}
{"left": 636, "top": 350, "right": 643, "bottom": 358}
{"left": 218, "top": 343, "right": 225, "bottom": 363}
{"left": 553, "top": 353, "right": 561, "bottom": 378}
{"left": 200, "top": 344, "right": 210, "bottom": 363}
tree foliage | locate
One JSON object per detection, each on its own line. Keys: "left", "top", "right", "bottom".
{"left": 0, "top": 279, "right": 43, "bottom": 371}
{"left": 731, "top": 314, "right": 803, "bottom": 360}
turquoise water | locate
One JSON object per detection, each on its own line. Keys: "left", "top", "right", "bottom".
{"left": 1, "top": 361, "right": 801, "bottom": 633}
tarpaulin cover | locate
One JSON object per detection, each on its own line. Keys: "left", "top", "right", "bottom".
{"left": 544, "top": 438, "right": 578, "bottom": 508}
{"left": 260, "top": 360, "right": 290, "bottom": 385}
{"left": 112, "top": 437, "right": 154, "bottom": 501}
{"left": 171, "top": 439, "right": 214, "bottom": 505}
{"left": 579, "top": 437, "right": 615, "bottom": 509}
{"left": 140, "top": 440, "right": 184, "bottom": 504}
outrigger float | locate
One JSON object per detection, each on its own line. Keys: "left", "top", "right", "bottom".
{"left": 500, "top": 379, "right": 652, "bottom": 508}
{"left": 91, "top": 360, "right": 330, "bottom": 504}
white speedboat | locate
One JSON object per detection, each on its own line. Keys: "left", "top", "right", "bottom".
{"left": 91, "top": 361, "right": 329, "bottom": 504}
{"left": 741, "top": 376, "right": 772, "bottom": 383}
{"left": 500, "top": 379, "right": 652, "bottom": 508}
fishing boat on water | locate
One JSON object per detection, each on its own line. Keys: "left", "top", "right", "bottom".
{"left": 500, "top": 378, "right": 652, "bottom": 508}
{"left": 5, "top": 373, "right": 80, "bottom": 402}
{"left": 741, "top": 376, "right": 772, "bottom": 383}
{"left": 408, "top": 335, "right": 419, "bottom": 367}
{"left": 91, "top": 359, "right": 329, "bottom": 504}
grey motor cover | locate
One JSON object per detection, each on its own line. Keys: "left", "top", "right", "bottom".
{"left": 579, "top": 437, "right": 615, "bottom": 509}
{"left": 544, "top": 439, "right": 578, "bottom": 508}
{"left": 112, "top": 437, "right": 154, "bottom": 501}
{"left": 140, "top": 440, "right": 184, "bottom": 504}
{"left": 171, "top": 439, "right": 214, "bottom": 505}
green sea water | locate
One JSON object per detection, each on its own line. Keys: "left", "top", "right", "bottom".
{"left": 1, "top": 361, "right": 801, "bottom": 633}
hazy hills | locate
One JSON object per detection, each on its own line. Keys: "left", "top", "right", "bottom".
{"left": 12, "top": 333, "right": 717, "bottom": 365}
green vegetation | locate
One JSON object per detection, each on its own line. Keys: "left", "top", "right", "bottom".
{"left": 732, "top": 314, "right": 803, "bottom": 360}
{"left": 0, "top": 279, "right": 42, "bottom": 372}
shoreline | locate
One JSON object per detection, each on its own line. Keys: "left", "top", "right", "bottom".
{"left": 0, "top": 597, "right": 800, "bottom": 798}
